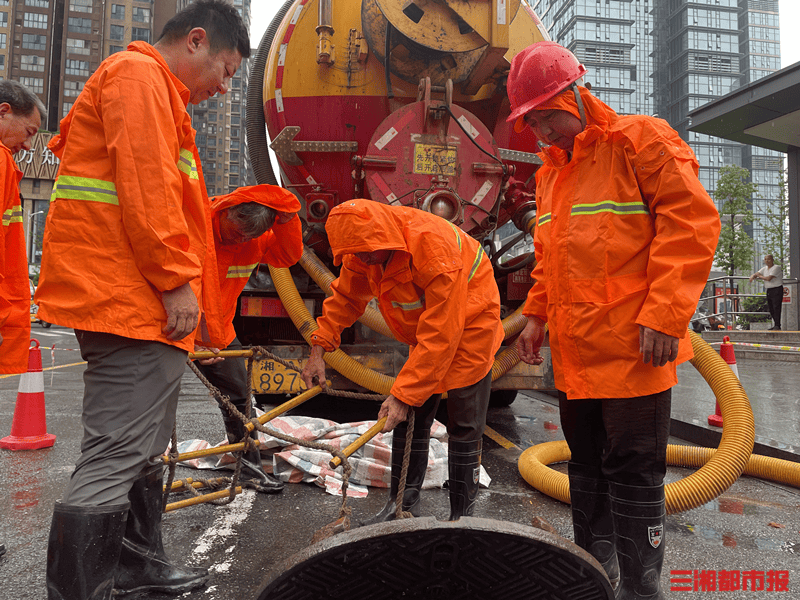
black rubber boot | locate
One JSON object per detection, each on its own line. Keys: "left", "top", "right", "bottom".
{"left": 610, "top": 482, "right": 666, "bottom": 600}
{"left": 46, "top": 501, "right": 129, "bottom": 600}
{"left": 224, "top": 417, "right": 285, "bottom": 493}
{"left": 447, "top": 439, "right": 482, "bottom": 521}
{"left": 568, "top": 463, "right": 620, "bottom": 588}
{"left": 114, "top": 465, "right": 210, "bottom": 596}
{"left": 361, "top": 420, "right": 430, "bottom": 525}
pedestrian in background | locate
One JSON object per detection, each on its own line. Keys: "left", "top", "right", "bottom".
{"left": 301, "top": 199, "right": 504, "bottom": 523}
{"left": 509, "top": 42, "right": 720, "bottom": 599}
{"left": 0, "top": 79, "right": 46, "bottom": 566}
{"left": 35, "top": 2, "right": 249, "bottom": 598}
{"left": 195, "top": 184, "right": 302, "bottom": 493}
{"left": 749, "top": 254, "right": 783, "bottom": 330}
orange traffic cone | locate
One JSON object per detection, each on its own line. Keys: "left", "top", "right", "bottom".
{"left": 0, "top": 339, "right": 56, "bottom": 450}
{"left": 708, "top": 335, "right": 738, "bottom": 428}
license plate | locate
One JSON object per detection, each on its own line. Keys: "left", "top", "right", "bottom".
{"left": 251, "top": 358, "right": 305, "bottom": 394}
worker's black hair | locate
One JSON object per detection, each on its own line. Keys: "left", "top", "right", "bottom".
{"left": 159, "top": 0, "right": 250, "bottom": 59}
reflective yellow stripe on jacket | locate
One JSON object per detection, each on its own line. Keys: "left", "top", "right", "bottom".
{"left": 226, "top": 263, "right": 258, "bottom": 279}
{"left": 392, "top": 295, "right": 425, "bottom": 311}
{"left": 572, "top": 200, "right": 650, "bottom": 217}
{"left": 448, "top": 222, "right": 485, "bottom": 283}
{"left": 51, "top": 175, "right": 119, "bottom": 205}
{"left": 178, "top": 149, "right": 199, "bottom": 180}
{"left": 52, "top": 151, "right": 199, "bottom": 205}
{"left": 2, "top": 204, "right": 23, "bottom": 226}
{"left": 537, "top": 200, "right": 649, "bottom": 227}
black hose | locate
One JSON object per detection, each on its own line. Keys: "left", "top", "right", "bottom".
{"left": 384, "top": 22, "right": 394, "bottom": 99}
{"left": 245, "top": 0, "right": 295, "bottom": 186}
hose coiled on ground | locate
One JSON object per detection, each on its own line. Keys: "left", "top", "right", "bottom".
{"left": 518, "top": 331, "right": 759, "bottom": 514}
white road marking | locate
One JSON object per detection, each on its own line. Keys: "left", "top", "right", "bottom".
{"left": 191, "top": 489, "right": 257, "bottom": 577}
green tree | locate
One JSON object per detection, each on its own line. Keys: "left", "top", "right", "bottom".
{"left": 713, "top": 165, "right": 756, "bottom": 277}
{"left": 761, "top": 168, "right": 791, "bottom": 278}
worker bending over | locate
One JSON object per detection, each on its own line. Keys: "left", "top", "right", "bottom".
{"left": 509, "top": 42, "right": 719, "bottom": 599}
{"left": 301, "top": 200, "right": 503, "bottom": 522}
{"left": 195, "top": 184, "right": 302, "bottom": 492}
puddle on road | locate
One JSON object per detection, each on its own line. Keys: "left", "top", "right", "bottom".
{"left": 703, "top": 497, "right": 761, "bottom": 516}
{"left": 672, "top": 507, "right": 798, "bottom": 554}
{"left": 514, "top": 415, "right": 537, "bottom": 425}
{"left": 674, "top": 521, "right": 797, "bottom": 553}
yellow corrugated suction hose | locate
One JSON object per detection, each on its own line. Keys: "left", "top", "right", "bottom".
{"left": 270, "top": 265, "right": 394, "bottom": 395}
{"left": 518, "top": 331, "right": 764, "bottom": 514}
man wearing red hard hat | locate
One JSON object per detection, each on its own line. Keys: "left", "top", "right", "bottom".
{"left": 508, "top": 41, "right": 720, "bottom": 599}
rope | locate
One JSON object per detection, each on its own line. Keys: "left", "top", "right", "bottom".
{"left": 393, "top": 410, "right": 416, "bottom": 520}
{"left": 170, "top": 345, "right": 393, "bottom": 538}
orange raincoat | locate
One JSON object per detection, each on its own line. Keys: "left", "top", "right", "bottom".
{"left": 523, "top": 87, "right": 720, "bottom": 399}
{"left": 311, "top": 200, "right": 504, "bottom": 407}
{"left": 0, "top": 142, "right": 31, "bottom": 373}
{"left": 211, "top": 184, "right": 302, "bottom": 346}
{"left": 36, "top": 42, "right": 225, "bottom": 351}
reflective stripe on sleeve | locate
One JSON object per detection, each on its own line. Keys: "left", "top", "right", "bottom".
{"left": 227, "top": 263, "right": 259, "bottom": 279}
{"left": 51, "top": 175, "right": 119, "bottom": 205}
{"left": 392, "top": 293, "right": 425, "bottom": 311}
{"left": 2, "top": 205, "right": 23, "bottom": 226}
{"left": 468, "top": 245, "right": 485, "bottom": 282}
{"left": 178, "top": 148, "right": 199, "bottom": 180}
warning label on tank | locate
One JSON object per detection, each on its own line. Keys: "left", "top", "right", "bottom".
{"left": 413, "top": 144, "right": 458, "bottom": 176}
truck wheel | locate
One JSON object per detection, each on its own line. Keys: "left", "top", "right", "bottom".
{"left": 41, "top": 320, "right": 51, "bottom": 328}
{"left": 490, "top": 390, "right": 517, "bottom": 407}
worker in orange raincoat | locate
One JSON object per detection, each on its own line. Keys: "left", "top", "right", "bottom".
{"left": 301, "top": 199, "right": 504, "bottom": 522}
{"left": 36, "top": 3, "right": 250, "bottom": 598}
{"left": 0, "top": 81, "right": 45, "bottom": 375}
{"left": 0, "top": 81, "right": 46, "bottom": 563}
{"left": 508, "top": 42, "right": 720, "bottom": 600}
{"left": 194, "top": 184, "right": 302, "bottom": 493}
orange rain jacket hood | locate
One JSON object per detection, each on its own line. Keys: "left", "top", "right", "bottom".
{"left": 211, "top": 184, "right": 302, "bottom": 346}
{"left": 0, "top": 142, "right": 31, "bottom": 373}
{"left": 312, "top": 200, "right": 504, "bottom": 407}
{"left": 35, "top": 42, "right": 226, "bottom": 351}
{"left": 523, "top": 88, "right": 720, "bottom": 399}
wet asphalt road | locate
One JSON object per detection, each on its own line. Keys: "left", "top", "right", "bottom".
{"left": 1, "top": 325, "right": 799, "bottom": 599}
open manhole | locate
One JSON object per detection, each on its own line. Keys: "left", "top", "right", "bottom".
{"left": 256, "top": 516, "right": 614, "bottom": 599}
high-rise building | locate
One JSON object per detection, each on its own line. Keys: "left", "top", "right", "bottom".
{"left": 0, "top": 0, "right": 253, "bottom": 267}
{"left": 527, "top": 0, "right": 782, "bottom": 254}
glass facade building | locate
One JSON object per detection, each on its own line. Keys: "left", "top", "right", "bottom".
{"left": 529, "top": 0, "right": 782, "bottom": 252}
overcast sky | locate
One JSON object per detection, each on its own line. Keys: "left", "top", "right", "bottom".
{"left": 250, "top": 0, "right": 800, "bottom": 68}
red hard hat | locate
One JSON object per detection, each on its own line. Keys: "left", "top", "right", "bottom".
{"left": 506, "top": 42, "right": 588, "bottom": 130}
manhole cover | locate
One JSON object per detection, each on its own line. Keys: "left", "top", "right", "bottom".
{"left": 256, "top": 517, "right": 614, "bottom": 599}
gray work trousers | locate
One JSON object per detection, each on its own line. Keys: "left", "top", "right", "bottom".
{"left": 60, "top": 330, "right": 188, "bottom": 506}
